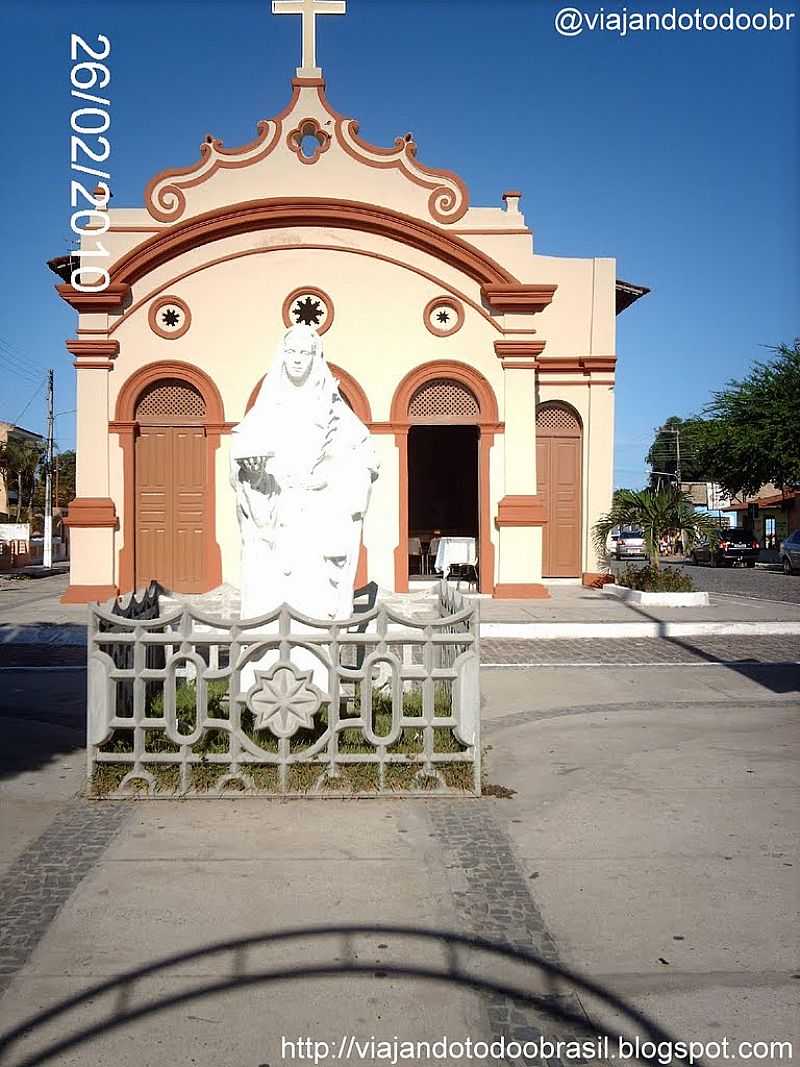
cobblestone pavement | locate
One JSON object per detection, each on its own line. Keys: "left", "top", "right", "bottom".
{"left": 611, "top": 559, "right": 800, "bottom": 604}
{"left": 0, "top": 802, "right": 129, "bottom": 987}
{"left": 428, "top": 803, "right": 588, "bottom": 1066}
{"left": 481, "top": 635, "right": 800, "bottom": 666}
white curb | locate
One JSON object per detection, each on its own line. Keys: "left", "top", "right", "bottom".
{"left": 602, "top": 583, "right": 710, "bottom": 607}
{"left": 479, "top": 621, "right": 800, "bottom": 640}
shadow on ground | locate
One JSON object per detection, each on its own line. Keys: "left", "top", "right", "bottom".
{"left": 0, "top": 671, "right": 85, "bottom": 781}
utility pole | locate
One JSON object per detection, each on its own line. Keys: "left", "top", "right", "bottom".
{"left": 675, "top": 426, "right": 681, "bottom": 488}
{"left": 43, "top": 369, "right": 54, "bottom": 570}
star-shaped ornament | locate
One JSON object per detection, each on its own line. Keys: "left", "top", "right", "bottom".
{"left": 293, "top": 296, "right": 324, "bottom": 326}
{"left": 246, "top": 663, "right": 325, "bottom": 738}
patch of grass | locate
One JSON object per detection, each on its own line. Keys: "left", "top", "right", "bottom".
{"left": 98, "top": 732, "right": 134, "bottom": 754}
{"left": 383, "top": 764, "right": 418, "bottom": 791}
{"left": 439, "top": 762, "right": 476, "bottom": 790}
{"left": 287, "top": 763, "right": 322, "bottom": 794}
{"left": 616, "top": 565, "right": 695, "bottom": 593}
{"left": 90, "top": 763, "right": 128, "bottom": 797}
{"left": 414, "top": 773, "right": 441, "bottom": 792}
{"left": 337, "top": 763, "right": 379, "bottom": 793}
{"left": 248, "top": 765, "right": 280, "bottom": 792}
{"left": 144, "top": 763, "right": 181, "bottom": 793}
{"left": 190, "top": 761, "right": 226, "bottom": 792}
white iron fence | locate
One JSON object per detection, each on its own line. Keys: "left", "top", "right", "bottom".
{"left": 87, "top": 582, "right": 480, "bottom": 797}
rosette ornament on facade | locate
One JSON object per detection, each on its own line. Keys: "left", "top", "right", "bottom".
{"left": 246, "top": 663, "right": 325, "bottom": 738}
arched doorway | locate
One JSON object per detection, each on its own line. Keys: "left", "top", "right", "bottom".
{"left": 133, "top": 379, "right": 208, "bottom": 591}
{"left": 391, "top": 361, "right": 498, "bottom": 594}
{"left": 113, "top": 362, "right": 225, "bottom": 594}
{"left": 536, "top": 402, "right": 583, "bottom": 578}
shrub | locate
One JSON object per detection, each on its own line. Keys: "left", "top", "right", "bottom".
{"left": 616, "top": 565, "right": 695, "bottom": 592}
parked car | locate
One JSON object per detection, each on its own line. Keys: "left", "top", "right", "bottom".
{"left": 689, "top": 529, "right": 759, "bottom": 567}
{"left": 614, "top": 526, "right": 647, "bottom": 560}
{"left": 780, "top": 530, "right": 800, "bottom": 575}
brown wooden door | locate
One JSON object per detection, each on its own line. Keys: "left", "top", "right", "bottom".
{"left": 135, "top": 425, "right": 207, "bottom": 591}
{"left": 537, "top": 405, "right": 582, "bottom": 577}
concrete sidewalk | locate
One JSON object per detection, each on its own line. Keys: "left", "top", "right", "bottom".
{"left": 2, "top": 574, "right": 800, "bottom": 647}
{"left": 0, "top": 660, "right": 797, "bottom": 1065}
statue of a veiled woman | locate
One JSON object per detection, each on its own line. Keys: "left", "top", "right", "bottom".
{"left": 230, "top": 325, "right": 379, "bottom": 623}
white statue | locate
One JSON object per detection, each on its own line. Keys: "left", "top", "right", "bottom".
{"left": 230, "top": 325, "right": 379, "bottom": 624}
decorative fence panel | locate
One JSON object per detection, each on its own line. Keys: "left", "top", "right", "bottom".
{"left": 87, "top": 582, "right": 480, "bottom": 797}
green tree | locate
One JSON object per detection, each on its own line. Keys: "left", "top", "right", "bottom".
{"left": 54, "top": 450, "right": 76, "bottom": 509}
{"left": 646, "top": 416, "right": 709, "bottom": 487}
{"left": 593, "top": 486, "right": 719, "bottom": 571}
{"left": 0, "top": 438, "right": 44, "bottom": 522}
{"left": 692, "top": 341, "right": 800, "bottom": 497}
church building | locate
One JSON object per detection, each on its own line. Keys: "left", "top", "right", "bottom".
{"left": 54, "top": 0, "right": 647, "bottom": 603}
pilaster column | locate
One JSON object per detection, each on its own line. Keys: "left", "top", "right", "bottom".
{"left": 61, "top": 339, "right": 119, "bottom": 602}
{"left": 493, "top": 341, "right": 549, "bottom": 599}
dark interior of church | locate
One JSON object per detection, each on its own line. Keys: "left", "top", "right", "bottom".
{"left": 408, "top": 425, "right": 478, "bottom": 576}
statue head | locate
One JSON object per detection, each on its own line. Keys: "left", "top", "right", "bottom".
{"left": 281, "top": 325, "right": 322, "bottom": 386}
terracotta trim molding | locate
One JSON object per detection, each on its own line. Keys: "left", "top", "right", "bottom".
{"left": 281, "top": 285, "right": 334, "bottom": 336}
{"left": 114, "top": 359, "right": 225, "bottom": 424}
{"left": 390, "top": 360, "right": 500, "bottom": 423}
{"left": 143, "top": 78, "right": 469, "bottom": 226}
{"left": 494, "top": 583, "right": 551, "bottom": 600}
{"left": 108, "top": 226, "right": 162, "bottom": 234}
{"left": 539, "top": 379, "right": 615, "bottom": 387}
{"left": 582, "top": 572, "right": 613, "bottom": 589}
{"left": 148, "top": 295, "right": 192, "bottom": 340}
{"left": 389, "top": 360, "right": 499, "bottom": 595}
{"left": 452, "top": 228, "right": 531, "bottom": 236}
{"left": 494, "top": 341, "right": 546, "bottom": 359}
{"left": 99, "top": 199, "right": 517, "bottom": 294}
{"left": 61, "top": 584, "right": 118, "bottom": 604}
{"left": 56, "top": 281, "right": 130, "bottom": 313}
{"left": 66, "top": 338, "right": 120, "bottom": 365}
{"left": 370, "top": 420, "right": 504, "bottom": 435}
{"left": 63, "top": 497, "right": 118, "bottom": 529}
{"left": 482, "top": 284, "right": 557, "bottom": 314}
{"left": 106, "top": 242, "right": 505, "bottom": 338}
{"left": 246, "top": 363, "right": 371, "bottom": 424}
{"left": 423, "top": 295, "right": 464, "bottom": 337}
{"left": 286, "top": 117, "right": 332, "bottom": 165}
{"left": 495, "top": 495, "right": 547, "bottom": 528}
{"left": 501, "top": 361, "right": 538, "bottom": 370}
{"left": 537, "top": 356, "right": 616, "bottom": 374}
{"left": 144, "top": 87, "right": 302, "bottom": 222}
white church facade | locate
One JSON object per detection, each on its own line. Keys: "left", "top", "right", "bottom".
{"left": 54, "top": 1, "right": 647, "bottom": 603}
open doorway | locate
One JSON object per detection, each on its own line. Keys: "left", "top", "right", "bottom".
{"left": 407, "top": 425, "right": 478, "bottom": 579}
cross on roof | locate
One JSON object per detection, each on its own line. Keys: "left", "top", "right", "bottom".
{"left": 271, "top": 0, "right": 346, "bottom": 79}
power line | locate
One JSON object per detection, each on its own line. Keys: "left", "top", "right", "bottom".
{"left": 0, "top": 334, "right": 48, "bottom": 372}
{"left": 0, "top": 351, "right": 41, "bottom": 386}
{"left": 11, "top": 377, "right": 47, "bottom": 427}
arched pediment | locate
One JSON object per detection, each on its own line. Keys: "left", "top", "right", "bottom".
{"left": 143, "top": 80, "right": 469, "bottom": 228}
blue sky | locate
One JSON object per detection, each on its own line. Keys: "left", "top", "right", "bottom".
{"left": 1, "top": 0, "right": 797, "bottom": 485}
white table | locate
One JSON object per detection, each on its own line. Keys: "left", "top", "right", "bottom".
{"left": 433, "top": 536, "right": 477, "bottom": 576}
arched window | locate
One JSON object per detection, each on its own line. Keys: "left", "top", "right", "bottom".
{"left": 408, "top": 378, "right": 480, "bottom": 419}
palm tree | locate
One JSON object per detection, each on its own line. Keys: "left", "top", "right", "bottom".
{"left": 593, "top": 486, "right": 719, "bottom": 572}
{"left": 0, "top": 439, "right": 43, "bottom": 522}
